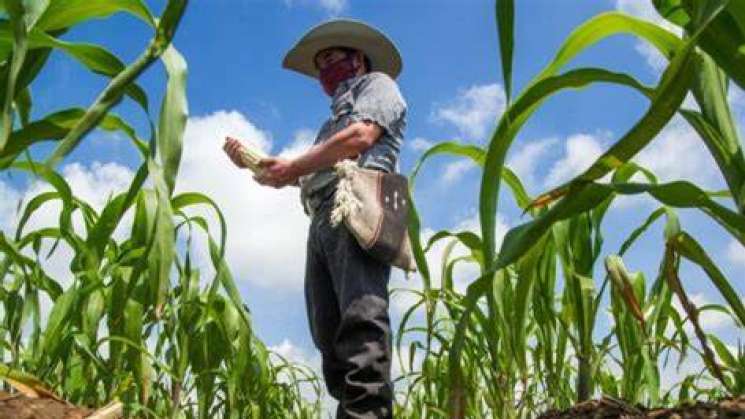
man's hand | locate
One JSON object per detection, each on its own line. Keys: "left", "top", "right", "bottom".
{"left": 254, "top": 157, "right": 300, "bottom": 188}
{"left": 223, "top": 137, "right": 248, "bottom": 169}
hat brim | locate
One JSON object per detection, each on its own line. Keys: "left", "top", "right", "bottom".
{"left": 282, "top": 19, "right": 402, "bottom": 80}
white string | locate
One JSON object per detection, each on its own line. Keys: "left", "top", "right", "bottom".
{"left": 330, "top": 160, "right": 363, "bottom": 227}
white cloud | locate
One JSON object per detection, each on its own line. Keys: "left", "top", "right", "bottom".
{"left": 726, "top": 239, "right": 745, "bottom": 268}
{"left": 507, "top": 137, "right": 557, "bottom": 190}
{"left": 280, "top": 128, "right": 316, "bottom": 158}
{"left": 442, "top": 159, "right": 476, "bottom": 184}
{"left": 615, "top": 0, "right": 682, "bottom": 73}
{"left": 176, "top": 110, "right": 311, "bottom": 291}
{"left": 534, "top": 118, "right": 719, "bottom": 198}
{"left": 635, "top": 116, "right": 721, "bottom": 187}
{"left": 270, "top": 338, "right": 317, "bottom": 367}
{"left": 319, "top": 0, "right": 347, "bottom": 14}
{"left": 731, "top": 85, "right": 745, "bottom": 110}
{"left": 509, "top": 120, "right": 722, "bottom": 208}
{"left": 668, "top": 292, "right": 739, "bottom": 338}
{"left": 614, "top": 0, "right": 674, "bottom": 29}
{"left": 60, "top": 162, "right": 134, "bottom": 207}
{"left": 284, "top": 0, "right": 347, "bottom": 15}
{"left": 432, "top": 84, "right": 505, "bottom": 141}
{"left": 730, "top": 85, "right": 745, "bottom": 130}
{"left": 408, "top": 137, "right": 434, "bottom": 152}
{"left": 544, "top": 133, "right": 604, "bottom": 187}
{"left": 0, "top": 179, "right": 21, "bottom": 231}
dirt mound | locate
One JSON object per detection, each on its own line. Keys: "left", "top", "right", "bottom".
{"left": 0, "top": 392, "right": 91, "bottom": 419}
{"left": 0, "top": 391, "right": 122, "bottom": 419}
{"left": 538, "top": 395, "right": 745, "bottom": 419}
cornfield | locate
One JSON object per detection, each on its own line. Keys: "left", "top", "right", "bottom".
{"left": 0, "top": 0, "right": 742, "bottom": 418}
{"left": 395, "top": 0, "right": 745, "bottom": 417}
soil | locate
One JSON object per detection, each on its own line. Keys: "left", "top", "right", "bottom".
{"left": 0, "top": 392, "right": 92, "bottom": 419}
{"left": 538, "top": 395, "right": 745, "bottom": 419}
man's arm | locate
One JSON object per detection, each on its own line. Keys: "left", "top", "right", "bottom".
{"left": 293, "top": 120, "right": 382, "bottom": 176}
{"left": 256, "top": 120, "right": 383, "bottom": 188}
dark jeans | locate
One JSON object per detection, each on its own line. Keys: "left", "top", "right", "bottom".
{"left": 304, "top": 189, "right": 394, "bottom": 419}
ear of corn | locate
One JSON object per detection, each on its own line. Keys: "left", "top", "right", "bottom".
{"left": 235, "top": 137, "right": 268, "bottom": 174}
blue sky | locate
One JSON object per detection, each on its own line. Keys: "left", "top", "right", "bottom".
{"left": 1, "top": 0, "right": 744, "bottom": 407}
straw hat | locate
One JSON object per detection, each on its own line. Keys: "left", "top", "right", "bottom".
{"left": 282, "top": 19, "right": 403, "bottom": 80}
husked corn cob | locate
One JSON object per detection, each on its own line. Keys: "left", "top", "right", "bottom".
{"left": 240, "top": 145, "right": 267, "bottom": 173}
{"left": 227, "top": 136, "right": 268, "bottom": 173}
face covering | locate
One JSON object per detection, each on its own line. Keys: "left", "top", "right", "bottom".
{"left": 319, "top": 54, "right": 360, "bottom": 97}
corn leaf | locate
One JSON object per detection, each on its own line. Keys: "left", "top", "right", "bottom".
{"left": 0, "top": 0, "right": 28, "bottom": 153}
{"left": 496, "top": 0, "right": 514, "bottom": 103}
{"left": 157, "top": 45, "right": 188, "bottom": 195}
{"left": 0, "top": 108, "right": 146, "bottom": 168}
{"left": 34, "top": 0, "right": 154, "bottom": 31}
{"left": 44, "top": 1, "right": 187, "bottom": 168}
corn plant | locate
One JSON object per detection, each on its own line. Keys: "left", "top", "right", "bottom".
{"left": 0, "top": 1, "right": 319, "bottom": 417}
{"left": 397, "top": 0, "right": 745, "bottom": 417}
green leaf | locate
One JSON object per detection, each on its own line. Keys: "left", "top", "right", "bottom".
{"left": 14, "top": 190, "right": 57, "bottom": 241}
{"left": 11, "top": 160, "right": 75, "bottom": 234}
{"left": 684, "top": 1, "right": 745, "bottom": 91}
{"left": 173, "top": 192, "right": 226, "bottom": 250}
{"left": 532, "top": 35, "right": 698, "bottom": 207}
{"left": 653, "top": 0, "right": 691, "bottom": 27}
{"left": 157, "top": 45, "right": 188, "bottom": 195}
{"left": 146, "top": 157, "right": 175, "bottom": 318}
{"left": 0, "top": 0, "right": 29, "bottom": 153}
{"left": 408, "top": 140, "right": 531, "bottom": 209}
{"left": 423, "top": 230, "right": 483, "bottom": 267}
{"left": 14, "top": 85, "right": 30, "bottom": 126}
{"left": 44, "top": 1, "right": 188, "bottom": 168}
{"left": 34, "top": 0, "right": 154, "bottom": 31}
{"left": 84, "top": 163, "right": 148, "bottom": 266}
{"left": 0, "top": 108, "right": 147, "bottom": 168}
{"left": 22, "top": 0, "right": 50, "bottom": 30}
{"left": 406, "top": 185, "right": 430, "bottom": 285}
{"left": 410, "top": 141, "right": 485, "bottom": 190}
{"left": 670, "top": 231, "right": 745, "bottom": 327}
{"left": 0, "top": 42, "right": 53, "bottom": 113}
{"left": 496, "top": 0, "right": 514, "bottom": 103}
{"left": 685, "top": 52, "right": 745, "bottom": 213}
{"left": 27, "top": 29, "right": 150, "bottom": 111}
{"left": 0, "top": 25, "right": 150, "bottom": 111}
{"left": 612, "top": 181, "right": 745, "bottom": 246}
{"left": 39, "top": 285, "right": 76, "bottom": 361}
{"left": 535, "top": 12, "right": 682, "bottom": 81}
{"left": 155, "top": 0, "right": 189, "bottom": 50}
{"left": 480, "top": 67, "right": 653, "bottom": 272}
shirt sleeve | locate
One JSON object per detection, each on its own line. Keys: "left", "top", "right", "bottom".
{"left": 348, "top": 72, "right": 407, "bottom": 137}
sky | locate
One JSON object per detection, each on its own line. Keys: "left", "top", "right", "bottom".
{"left": 1, "top": 0, "right": 744, "bottom": 410}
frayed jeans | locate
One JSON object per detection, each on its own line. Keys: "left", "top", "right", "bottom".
{"left": 304, "top": 188, "right": 393, "bottom": 419}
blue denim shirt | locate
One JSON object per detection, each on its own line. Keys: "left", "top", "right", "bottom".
{"left": 299, "top": 71, "right": 407, "bottom": 214}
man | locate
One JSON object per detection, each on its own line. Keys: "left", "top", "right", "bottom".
{"left": 224, "top": 19, "right": 406, "bottom": 418}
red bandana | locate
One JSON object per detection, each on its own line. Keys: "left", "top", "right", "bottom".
{"left": 319, "top": 55, "right": 359, "bottom": 96}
